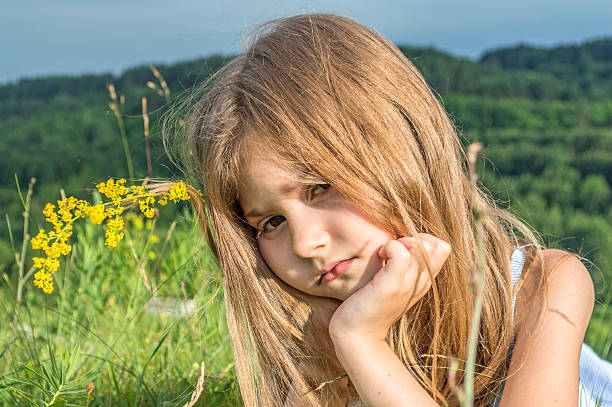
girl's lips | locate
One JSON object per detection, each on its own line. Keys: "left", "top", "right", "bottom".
{"left": 320, "top": 257, "right": 355, "bottom": 284}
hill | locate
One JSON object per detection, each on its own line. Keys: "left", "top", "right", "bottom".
{"left": 1, "top": 39, "right": 611, "bottom": 306}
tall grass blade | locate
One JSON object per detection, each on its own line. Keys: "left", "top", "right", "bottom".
{"left": 5, "top": 214, "right": 15, "bottom": 253}
{"left": 14, "top": 174, "right": 26, "bottom": 209}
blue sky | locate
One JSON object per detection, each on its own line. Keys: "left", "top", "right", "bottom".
{"left": 3, "top": 0, "right": 612, "bottom": 84}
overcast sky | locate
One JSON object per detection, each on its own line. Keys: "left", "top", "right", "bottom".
{"left": 2, "top": 0, "right": 612, "bottom": 84}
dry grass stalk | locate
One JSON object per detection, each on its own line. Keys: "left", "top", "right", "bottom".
{"left": 303, "top": 373, "right": 348, "bottom": 395}
{"left": 149, "top": 65, "right": 170, "bottom": 103}
{"left": 107, "top": 84, "right": 117, "bottom": 102}
{"left": 182, "top": 362, "right": 206, "bottom": 407}
{"left": 451, "top": 142, "right": 485, "bottom": 406}
{"left": 126, "top": 238, "right": 153, "bottom": 295}
{"left": 107, "top": 83, "right": 134, "bottom": 179}
{"left": 142, "top": 97, "right": 152, "bottom": 178}
{"left": 153, "top": 220, "right": 176, "bottom": 275}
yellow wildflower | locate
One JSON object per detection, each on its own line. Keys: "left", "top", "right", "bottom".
{"left": 34, "top": 270, "right": 54, "bottom": 294}
{"left": 87, "top": 204, "right": 106, "bottom": 225}
{"left": 167, "top": 181, "right": 190, "bottom": 203}
{"left": 139, "top": 195, "right": 156, "bottom": 218}
{"left": 131, "top": 185, "right": 146, "bottom": 195}
{"left": 105, "top": 216, "right": 125, "bottom": 248}
{"left": 42, "top": 203, "right": 55, "bottom": 218}
{"left": 32, "top": 257, "right": 45, "bottom": 268}
{"left": 31, "top": 179, "right": 193, "bottom": 294}
{"left": 31, "top": 230, "right": 49, "bottom": 250}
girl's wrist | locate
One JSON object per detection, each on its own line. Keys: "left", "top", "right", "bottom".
{"left": 329, "top": 328, "right": 388, "bottom": 355}
{"left": 331, "top": 334, "right": 388, "bottom": 370}
{"left": 328, "top": 312, "right": 390, "bottom": 344}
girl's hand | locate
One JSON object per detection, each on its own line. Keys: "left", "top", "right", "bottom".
{"left": 328, "top": 233, "right": 451, "bottom": 343}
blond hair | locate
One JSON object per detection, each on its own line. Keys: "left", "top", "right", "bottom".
{"left": 173, "top": 13, "right": 543, "bottom": 406}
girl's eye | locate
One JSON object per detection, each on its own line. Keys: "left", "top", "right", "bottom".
{"left": 309, "top": 183, "right": 330, "bottom": 199}
{"left": 255, "top": 184, "right": 330, "bottom": 240}
{"left": 257, "top": 215, "right": 286, "bottom": 238}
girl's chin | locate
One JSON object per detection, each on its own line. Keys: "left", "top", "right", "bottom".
{"left": 330, "top": 279, "right": 369, "bottom": 301}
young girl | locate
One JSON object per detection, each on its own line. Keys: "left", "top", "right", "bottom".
{"left": 176, "top": 13, "right": 611, "bottom": 406}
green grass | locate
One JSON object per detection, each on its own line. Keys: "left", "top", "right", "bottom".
{"left": 1, "top": 190, "right": 610, "bottom": 407}
{"left": 0, "top": 207, "right": 241, "bottom": 406}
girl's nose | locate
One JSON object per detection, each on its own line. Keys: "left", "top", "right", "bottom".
{"left": 290, "top": 213, "right": 329, "bottom": 259}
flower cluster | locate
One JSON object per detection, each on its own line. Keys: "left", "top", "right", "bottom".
{"left": 30, "top": 179, "right": 193, "bottom": 294}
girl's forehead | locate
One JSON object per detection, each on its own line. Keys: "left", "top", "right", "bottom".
{"left": 239, "top": 149, "right": 298, "bottom": 192}
{"left": 237, "top": 154, "right": 302, "bottom": 217}
{"left": 242, "top": 139, "right": 275, "bottom": 164}
{"left": 236, "top": 132, "right": 325, "bottom": 195}
{"left": 239, "top": 136, "right": 302, "bottom": 181}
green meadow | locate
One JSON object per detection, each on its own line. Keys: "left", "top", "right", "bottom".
{"left": 1, "top": 40, "right": 611, "bottom": 405}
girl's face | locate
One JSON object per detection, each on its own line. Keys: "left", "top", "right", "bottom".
{"left": 238, "top": 147, "right": 393, "bottom": 301}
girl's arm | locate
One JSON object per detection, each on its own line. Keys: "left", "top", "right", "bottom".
{"left": 499, "top": 249, "right": 594, "bottom": 406}
{"left": 328, "top": 235, "right": 450, "bottom": 406}
{"left": 331, "top": 334, "right": 439, "bottom": 406}
{"left": 329, "top": 243, "right": 594, "bottom": 406}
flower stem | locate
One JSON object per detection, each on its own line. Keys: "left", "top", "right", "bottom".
{"left": 16, "top": 178, "right": 35, "bottom": 303}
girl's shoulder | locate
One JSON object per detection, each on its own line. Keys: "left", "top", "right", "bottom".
{"left": 514, "top": 248, "right": 594, "bottom": 331}
{"left": 512, "top": 248, "right": 594, "bottom": 340}
{"left": 500, "top": 248, "right": 595, "bottom": 405}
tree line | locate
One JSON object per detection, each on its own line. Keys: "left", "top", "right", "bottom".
{"left": 1, "top": 39, "right": 611, "bottom": 301}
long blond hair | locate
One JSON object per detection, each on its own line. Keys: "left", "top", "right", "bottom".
{"left": 174, "top": 13, "right": 543, "bottom": 406}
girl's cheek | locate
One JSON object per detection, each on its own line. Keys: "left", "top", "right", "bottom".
{"left": 258, "top": 242, "right": 273, "bottom": 266}
{"left": 259, "top": 241, "right": 286, "bottom": 271}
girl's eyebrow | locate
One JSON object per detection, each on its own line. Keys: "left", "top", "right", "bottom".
{"left": 243, "top": 208, "right": 265, "bottom": 220}
{"left": 242, "top": 181, "right": 302, "bottom": 220}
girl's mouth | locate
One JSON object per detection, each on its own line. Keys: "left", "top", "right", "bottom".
{"left": 318, "top": 257, "right": 356, "bottom": 285}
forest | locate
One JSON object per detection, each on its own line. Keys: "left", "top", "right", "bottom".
{"left": 0, "top": 36, "right": 611, "bottom": 405}
{"left": 1, "top": 38, "right": 611, "bottom": 343}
